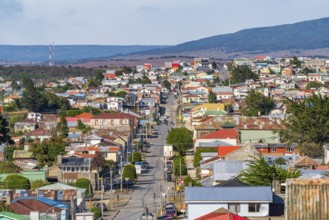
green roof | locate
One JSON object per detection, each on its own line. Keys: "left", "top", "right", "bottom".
{"left": 220, "top": 121, "right": 236, "bottom": 128}
{"left": 0, "top": 211, "right": 29, "bottom": 220}
{"left": 0, "top": 171, "right": 46, "bottom": 183}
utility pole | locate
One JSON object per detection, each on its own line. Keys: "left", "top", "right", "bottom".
{"left": 110, "top": 168, "right": 113, "bottom": 210}
{"left": 120, "top": 154, "right": 123, "bottom": 191}
{"left": 101, "top": 177, "right": 104, "bottom": 219}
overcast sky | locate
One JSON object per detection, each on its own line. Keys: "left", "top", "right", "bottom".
{"left": 1, "top": 0, "right": 329, "bottom": 45}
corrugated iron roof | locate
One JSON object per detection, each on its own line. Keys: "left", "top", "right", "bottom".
{"left": 185, "top": 186, "right": 272, "bottom": 202}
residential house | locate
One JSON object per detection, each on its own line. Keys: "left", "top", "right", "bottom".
{"left": 58, "top": 155, "right": 98, "bottom": 188}
{"left": 90, "top": 112, "right": 136, "bottom": 132}
{"left": 24, "top": 128, "right": 51, "bottom": 142}
{"left": 185, "top": 186, "right": 273, "bottom": 219}
{"left": 238, "top": 117, "right": 284, "bottom": 144}
{"left": 107, "top": 97, "right": 124, "bottom": 111}
{"left": 194, "top": 129, "right": 238, "bottom": 150}
{"left": 212, "top": 160, "right": 249, "bottom": 185}
{"left": 194, "top": 208, "right": 248, "bottom": 220}
{"left": 14, "top": 119, "right": 37, "bottom": 133}
{"left": 10, "top": 197, "right": 69, "bottom": 219}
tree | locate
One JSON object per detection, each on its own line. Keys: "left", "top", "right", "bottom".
{"left": 75, "top": 178, "right": 93, "bottom": 197}
{"left": 289, "top": 56, "right": 302, "bottom": 68}
{"left": 212, "top": 61, "right": 218, "bottom": 69}
{"left": 238, "top": 156, "right": 300, "bottom": 186}
{"left": 116, "top": 91, "right": 127, "bottom": 98}
{"left": 208, "top": 91, "right": 217, "bottom": 103}
{"left": 122, "top": 164, "right": 137, "bottom": 181}
{"left": 280, "top": 95, "right": 329, "bottom": 149}
{"left": 229, "top": 65, "right": 259, "bottom": 84}
{"left": 242, "top": 90, "right": 275, "bottom": 116}
{"left": 76, "top": 119, "right": 86, "bottom": 131}
{"left": 1, "top": 174, "right": 30, "bottom": 189}
{"left": 183, "top": 175, "right": 201, "bottom": 187}
{"left": 128, "top": 152, "right": 141, "bottom": 163}
{"left": 0, "top": 161, "right": 21, "bottom": 173}
{"left": 91, "top": 206, "right": 101, "bottom": 219}
{"left": 299, "top": 142, "right": 324, "bottom": 158}
{"left": 11, "top": 80, "right": 20, "bottom": 91}
{"left": 162, "top": 80, "right": 171, "bottom": 90}
{"left": 274, "top": 157, "right": 286, "bottom": 165}
{"left": 20, "top": 78, "right": 47, "bottom": 112}
{"left": 173, "top": 156, "right": 187, "bottom": 176}
{"left": 306, "top": 81, "right": 324, "bottom": 90}
{"left": 4, "top": 146, "right": 15, "bottom": 161}
{"left": 166, "top": 127, "right": 193, "bottom": 155}
{"left": 29, "top": 138, "right": 66, "bottom": 166}
{"left": 56, "top": 115, "right": 68, "bottom": 139}
{"left": 91, "top": 152, "right": 106, "bottom": 173}
{"left": 0, "top": 114, "right": 13, "bottom": 144}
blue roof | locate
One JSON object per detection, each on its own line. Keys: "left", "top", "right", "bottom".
{"left": 185, "top": 186, "right": 272, "bottom": 202}
{"left": 12, "top": 197, "right": 69, "bottom": 209}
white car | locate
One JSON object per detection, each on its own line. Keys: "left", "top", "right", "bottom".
{"left": 141, "top": 212, "right": 154, "bottom": 220}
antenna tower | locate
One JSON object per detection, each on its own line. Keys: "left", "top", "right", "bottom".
{"left": 48, "top": 42, "right": 55, "bottom": 66}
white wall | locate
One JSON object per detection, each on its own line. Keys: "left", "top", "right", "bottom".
{"left": 187, "top": 203, "right": 269, "bottom": 220}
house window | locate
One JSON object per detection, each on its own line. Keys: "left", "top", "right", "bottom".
{"left": 228, "top": 203, "right": 240, "bottom": 213}
{"left": 272, "top": 147, "right": 277, "bottom": 152}
{"left": 120, "top": 119, "right": 123, "bottom": 125}
{"left": 248, "top": 203, "right": 261, "bottom": 212}
{"left": 287, "top": 147, "right": 293, "bottom": 152}
{"left": 111, "top": 120, "right": 114, "bottom": 125}
{"left": 95, "top": 120, "right": 99, "bottom": 126}
{"left": 102, "top": 120, "right": 106, "bottom": 126}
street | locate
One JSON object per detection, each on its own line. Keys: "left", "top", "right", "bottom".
{"left": 115, "top": 92, "right": 177, "bottom": 220}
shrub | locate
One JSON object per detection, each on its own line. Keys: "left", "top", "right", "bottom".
{"left": 128, "top": 152, "right": 141, "bottom": 163}
{"left": 122, "top": 164, "right": 137, "bottom": 181}
{"left": 173, "top": 156, "right": 187, "bottom": 176}
{"left": 75, "top": 178, "right": 93, "bottom": 197}
{"left": 2, "top": 174, "right": 30, "bottom": 189}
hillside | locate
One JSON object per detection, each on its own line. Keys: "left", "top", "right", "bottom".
{"left": 0, "top": 45, "right": 169, "bottom": 63}
{"left": 138, "top": 17, "right": 329, "bottom": 57}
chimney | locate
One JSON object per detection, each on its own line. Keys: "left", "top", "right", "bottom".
{"left": 6, "top": 190, "right": 13, "bottom": 206}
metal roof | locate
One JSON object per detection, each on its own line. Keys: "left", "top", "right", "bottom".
{"left": 213, "top": 160, "right": 249, "bottom": 181}
{"left": 185, "top": 186, "right": 272, "bottom": 202}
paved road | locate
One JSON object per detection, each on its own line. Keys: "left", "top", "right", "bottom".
{"left": 115, "top": 93, "right": 177, "bottom": 220}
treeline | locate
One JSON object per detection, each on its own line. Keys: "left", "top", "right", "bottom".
{"left": 0, "top": 65, "right": 102, "bottom": 80}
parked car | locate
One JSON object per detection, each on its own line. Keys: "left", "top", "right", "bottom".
{"left": 141, "top": 160, "right": 149, "bottom": 168}
{"left": 165, "top": 208, "right": 177, "bottom": 218}
{"left": 165, "top": 203, "right": 176, "bottom": 210}
{"left": 152, "top": 129, "right": 158, "bottom": 135}
{"left": 157, "top": 215, "right": 172, "bottom": 220}
{"left": 141, "top": 212, "right": 154, "bottom": 220}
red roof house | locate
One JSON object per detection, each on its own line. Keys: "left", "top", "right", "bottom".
{"left": 217, "top": 146, "right": 241, "bottom": 157}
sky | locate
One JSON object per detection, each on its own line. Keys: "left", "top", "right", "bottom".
{"left": 1, "top": 0, "right": 329, "bottom": 45}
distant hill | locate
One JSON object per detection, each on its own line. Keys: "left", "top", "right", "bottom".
{"left": 0, "top": 45, "right": 169, "bottom": 63}
{"left": 137, "top": 17, "right": 329, "bottom": 58}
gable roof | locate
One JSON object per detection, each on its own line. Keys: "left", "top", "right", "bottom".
{"left": 200, "top": 129, "right": 238, "bottom": 139}
{"left": 185, "top": 186, "right": 273, "bottom": 202}
{"left": 91, "top": 112, "right": 135, "bottom": 120}
{"left": 294, "top": 156, "right": 319, "bottom": 167}
{"left": 25, "top": 128, "right": 51, "bottom": 137}
{"left": 195, "top": 208, "right": 248, "bottom": 220}
{"left": 217, "top": 146, "right": 241, "bottom": 157}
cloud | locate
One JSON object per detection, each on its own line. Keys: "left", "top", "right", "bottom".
{"left": 0, "top": 0, "right": 22, "bottom": 17}
{"left": 0, "top": 0, "right": 329, "bottom": 45}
